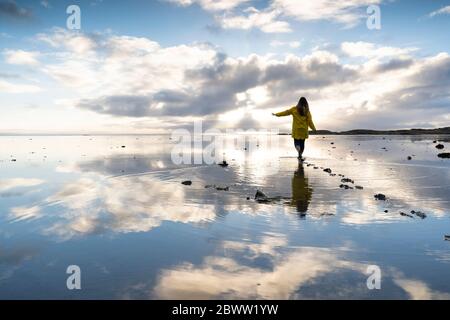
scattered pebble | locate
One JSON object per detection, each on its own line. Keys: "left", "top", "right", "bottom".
{"left": 407, "top": 156, "right": 412, "bottom": 160}
{"left": 411, "top": 210, "right": 427, "bottom": 219}
{"left": 323, "top": 168, "right": 332, "bottom": 173}
{"left": 216, "top": 186, "right": 229, "bottom": 191}
{"left": 400, "top": 212, "right": 413, "bottom": 218}
{"left": 319, "top": 213, "right": 335, "bottom": 217}
{"left": 374, "top": 194, "right": 387, "bottom": 201}
{"left": 340, "top": 184, "right": 353, "bottom": 190}
{"left": 355, "top": 186, "right": 364, "bottom": 190}
{"left": 218, "top": 160, "right": 229, "bottom": 167}
{"left": 438, "top": 153, "right": 450, "bottom": 159}
{"left": 181, "top": 180, "right": 192, "bottom": 186}
{"left": 436, "top": 144, "right": 445, "bottom": 150}
{"left": 341, "top": 178, "right": 354, "bottom": 184}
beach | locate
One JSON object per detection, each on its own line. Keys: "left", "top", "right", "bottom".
{"left": 0, "top": 134, "right": 449, "bottom": 299}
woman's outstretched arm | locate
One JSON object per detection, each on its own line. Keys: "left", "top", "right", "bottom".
{"left": 272, "top": 108, "right": 292, "bottom": 117}
{"left": 308, "top": 112, "right": 317, "bottom": 131}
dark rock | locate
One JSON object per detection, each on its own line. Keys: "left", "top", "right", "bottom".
{"left": 374, "top": 194, "right": 386, "bottom": 201}
{"left": 355, "top": 186, "right": 364, "bottom": 190}
{"left": 400, "top": 212, "right": 413, "bottom": 218}
{"left": 255, "top": 190, "right": 269, "bottom": 203}
{"left": 340, "top": 184, "right": 353, "bottom": 190}
{"left": 433, "top": 140, "right": 437, "bottom": 143}
{"left": 246, "top": 197, "right": 250, "bottom": 200}
{"left": 411, "top": 210, "right": 427, "bottom": 219}
{"left": 121, "top": 146, "right": 126, "bottom": 148}
{"left": 444, "top": 235, "right": 450, "bottom": 241}
{"left": 436, "top": 144, "right": 444, "bottom": 150}
{"left": 314, "top": 166, "right": 319, "bottom": 169}
{"left": 216, "top": 186, "right": 229, "bottom": 191}
{"left": 181, "top": 180, "right": 192, "bottom": 186}
{"left": 205, "top": 185, "right": 215, "bottom": 189}
{"left": 323, "top": 168, "right": 332, "bottom": 173}
{"left": 341, "top": 178, "right": 354, "bottom": 184}
{"left": 384, "top": 210, "right": 389, "bottom": 213}
{"left": 438, "top": 153, "right": 450, "bottom": 159}
{"left": 407, "top": 156, "right": 412, "bottom": 160}
{"left": 218, "top": 160, "right": 229, "bottom": 167}
{"left": 11, "top": 159, "right": 17, "bottom": 162}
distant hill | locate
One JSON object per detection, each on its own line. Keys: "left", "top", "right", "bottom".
{"left": 305, "top": 127, "right": 450, "bottom": 135}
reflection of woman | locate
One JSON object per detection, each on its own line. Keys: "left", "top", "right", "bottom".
{"left": 273, "top": 97, "right": 317, "bottom": 161}
{"left": 291, "top": 163, "right": 313, "bottom": 217}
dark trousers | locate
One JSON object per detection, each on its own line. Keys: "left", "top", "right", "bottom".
{"left": 294, "top": 139, "right": 305, "bottom": 157}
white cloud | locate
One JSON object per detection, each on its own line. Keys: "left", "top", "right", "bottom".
{"left": 272, "top": 0, "right": 382, "bottom": 27}
{"left": 0, "top": 178, "right": 45, "bottom": 192}
{"left": 166, "top": 0, "right": 250, "bottom": 11}
{"left": 9, "top": 206, "right": 41, "bottom": 221}
{"left": 36, "top": 28, "right": 217, "bottom": 97}
{"left": 0, "top": 79, "right": 41, "bottom": 93}
{"left": 218, "top": 7, "right": 291, "bottom": 33}
{"left": 36, "top": 28, "right": 97, "bottom": 54}
{"left": 429, "top": 5, "right": 450, "bottom": 18}
{"left": 36, "top": 175, "right": 216, "bottom": 239}
{"left": 270, "top": 40, "right": 301, "bottom": 48}
{"left": 153, "top": 237, "right": 366, "bottom": 299}
{"left": 167, "top": 0, "right": 384, "bottom": 33}
{"left": 3, "top": 49, "right": 40, "bottom": 66}
{"left": 341, "top": 41, "right": 418, "bottom": 58}
{"left": 394, "top": 277, "right": 450, "bottom": 300}
{"left": 10, "top": 29, "right": 450, "bottom": 130}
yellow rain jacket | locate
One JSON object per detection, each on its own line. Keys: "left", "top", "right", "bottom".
{"left": 275, "top": 106, "right": 317, "bottom": 140}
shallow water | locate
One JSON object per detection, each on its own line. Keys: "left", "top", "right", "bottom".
{"left": 0, "top": 134, "right": 449, "bottom": 299}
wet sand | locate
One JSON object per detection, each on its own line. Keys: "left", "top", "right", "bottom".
{"left": 0, "top": 134, "right": 449, "bottom": 299}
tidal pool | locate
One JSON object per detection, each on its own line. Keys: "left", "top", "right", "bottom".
{"left": 0, "top": 134, "right": 449, "bottom": 299}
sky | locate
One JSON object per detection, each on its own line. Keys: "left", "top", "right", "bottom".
{"left": 0, "top": 0, "right": 450, "bottom": 133}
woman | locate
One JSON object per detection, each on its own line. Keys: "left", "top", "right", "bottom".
{"left": 273, "top": 97, "right": 317, "bottom": 161}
